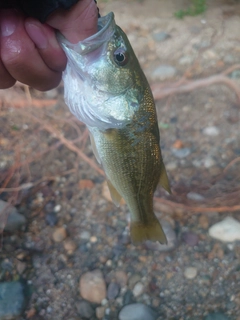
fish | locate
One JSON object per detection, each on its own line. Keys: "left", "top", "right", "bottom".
{"left": 58, "top": 12, "right": 171, "bottom": 244}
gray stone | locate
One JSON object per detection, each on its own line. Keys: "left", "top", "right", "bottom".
{"left": 132, "top": 282, "right": 144, "bottom": 297}
{"left": 145, "top": 220, "right": 177, "bottom": 252}
{"left": 107, "top": 282, "right": 119, "bottom": 300}
{"left": 203, "top": 157, "right": 216, "bottom": 168}
{"left": 76, "top": 301, "right": 94, "bottom": 319}
{"left": 171, "top": 148, "right": 191, "bottom": 159}
{"left": 203, "top": 126, "right": 220, "bottom": 136}
{"left": 119, "top": 303, "right": 157, "bottom": 320}
{"left": 151, "top": 65, "right": 177, "bottom": 81}
{"left": 229, "top": 70, "right": 240, "bottom": 79}
{"left": 205, "top": 312, "right": 229, "bottom": 320}
{"left": 152, "top": 32, "right": 170, "bottom": 42}
{"left": 179, "top": 56, "right": 194, "bottom": 65}
{"left": 187, "top": 192, "right": 205, "bottom": 202}
{"left": 182, "top": 232, "right": 199, "bottom": 246}
{"left": 0, "top": 200, "right": 26, "bottom": 232}
{"left": 209, "top": 217, "right": 240, "bottom": 242}
{"left": 184, "top": 267, "right": 197, "bottom": 279}
{"left": 0, "top": 281, "right": 27, "bottom": 319}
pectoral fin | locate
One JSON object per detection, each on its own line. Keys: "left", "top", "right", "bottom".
{"left": 159, "top": 162, "right": 171, "bottom": 194}
{"left": 89, "top": 131, "right": 101, "bottom": 164}
{"left": 107, "top": 179, "right": 122, "bottom": 207}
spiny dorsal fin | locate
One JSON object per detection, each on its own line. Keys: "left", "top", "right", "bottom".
{"left": 159, "top": 162, "right": 171, "bottom": 194}
{"left": 107, "top": 179, "right": 123, "bottom": 207}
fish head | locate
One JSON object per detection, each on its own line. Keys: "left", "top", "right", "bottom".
{"left": 58, "top": 12, "right": 145, "bottom": 130}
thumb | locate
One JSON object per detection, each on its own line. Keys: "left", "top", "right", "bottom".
{"left": 46, "top": 0, "right": 98, "bottom": 43}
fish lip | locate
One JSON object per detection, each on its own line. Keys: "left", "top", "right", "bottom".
{"left": 57, "top": 12, "right": 115, "bottom": 55}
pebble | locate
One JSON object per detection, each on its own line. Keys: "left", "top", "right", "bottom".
{"left": 171, "top": 147, "right": 191, "bottom": 159}
{"left": 0, "top": 281, "right": 27, "bottom": 319}
{"left": 45, "top": 212, "right": 58, "bottom": 226}
{"left": 166, "top": 161, "right": 177, "bottom": 171}
{"left": 182, "top": 232, "right": 199, "bottom": 246}
{"left": 63, "top": 239, "right": 77, "bottom": 255}
{"left": 209, "top": 217, "right": 240, "bottom": 242}
{"left": 115, "top": 271, "right": 128, "bottom": 287}
{"left": 79, "top": 269, "right": 106, "bottom": 304}
{"left": 132, "top": 282, "right": 144, "bottom": 297}
{"left": 76, "top": 301, "right": 94, "bottom": 319}
{"left": 123, "top": 290, "right": 135, "bottom": 306}
{"left": 179, "top": 55, "right": 194, "bottom": 65}
{"left": 96, "top": 306, "right": 106, "bottom": 319}
{"left": 205, "top": 312, "right": 230, "bottom": 320}
{"left": 80, "top": 230, "right": 91, "bottom": 240}
{"left": 152, "top": 32, "right": 170, "bottom": 42}
{"left": 0, "top": 200, "right": 26, "bottom": 232}
{"left": 145, "top": 220, "right": 177, "bottom": 252}
{"left": 203, "top": 157, "right": 216, "bottom": 168}
{"left": 52, "top": 227, "right": 67, "bottom": 242}
{"left": 128, "top": 274, "right": 141, "bottom": 289}
{"left": 187, "top": 192, "right": 205, "bottom": 202}
{"left": 53, "top": 204, "right": 61, "bottom": 213}
{"left": 90, "top": 236, "right": 98, "bottom": 243}
{"left": 118, "top": 303, "right": 157, "bottom": 320}
{"left": 230, "top": 70, "right": 240, "bottom": 79}
{"left": 202, "top": 126, "right": 220, "bottom": 136}
{"left": 151, "top": 65, "right": 177, "bottom": 81}
{"left": 184, "top": 267, "right": 198, "bottom": 279}
{"left": 107, "top": 282, "right": 120, "bottom": 300}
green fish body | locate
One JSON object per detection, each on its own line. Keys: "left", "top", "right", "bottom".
{"left": 58, "top": 12, "right": 171, "bottom": 244}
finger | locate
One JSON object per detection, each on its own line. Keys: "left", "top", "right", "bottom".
{"left": 0, "top": 9, "right": 62, "bottom": 91}
{"left": 0, "top": 58, "right": 16, "bottom": 89}
{"left": 25, "top": 18, "right": 67, "bottom": 72}
{"left": 46, "top": 0, "right": 98, "bottom": 43}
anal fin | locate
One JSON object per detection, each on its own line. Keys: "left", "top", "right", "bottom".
{"left": 159, "top": 162, "right": 171, "bottom": 194}
{"left": 107, "top": 179, "right": 123, "bottom": 207}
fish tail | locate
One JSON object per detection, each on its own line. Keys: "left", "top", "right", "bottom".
{"left": 130, "top": 217, "right": 167, "bottom": 245}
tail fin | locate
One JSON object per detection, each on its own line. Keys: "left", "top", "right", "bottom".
{"left": 130, "top": 218, "right": 167, "bottom": 245}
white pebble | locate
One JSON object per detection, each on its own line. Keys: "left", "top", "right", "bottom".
{"left": 54, "top": 204, "right": 61, "bottom": 213}
{"left": 203, "top": 126, "right": 220, "bottom": 136}
{"left": 184, "top": 267, "right": 197, "bottom": 279}
{"left": 209, "top": 217, "right": 240, "bottom": 242}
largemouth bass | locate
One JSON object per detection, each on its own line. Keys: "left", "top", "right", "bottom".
{"left": 58, "top": 12, "right": 171, "bottom": 244}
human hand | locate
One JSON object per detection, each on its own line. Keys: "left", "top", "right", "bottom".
{"left": 0, "top": 0, "right": 98, "bottom": 91}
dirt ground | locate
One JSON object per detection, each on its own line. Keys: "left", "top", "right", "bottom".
{"left": 0, "top": 0, "right": 240, "bottom": 319}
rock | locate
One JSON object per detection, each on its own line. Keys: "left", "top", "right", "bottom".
{"left": 203, "top": 157, "right": 216, "bottom": 168}
{"left": 184, "top": 267, "right": 197, "bottom": 279}
{"left": 79, "top": 269, "right": 106, "bottom": 304}
{"left": 53, "top": 204, "right": 61, "bottom": 213}
{"left": 209, "top": 217, "right": 240, "bottom": 242}
{"left": 145, "top": 220, "right": 177, "bottom": 252}
{"left": 199, "top": 215, "right": 209, "bottom": 229}
{"left": 202, "top": 126, "right": 220, "bottom": 136}
{"left": 229, "top": 70, "right": 240, "bottom": 79}
{"left": 64, "top": 239, "right": 77, "bottom": 255}
{"left": 122, "top": 290, "right": 135, "bottom": 306}
{"left": 118, "top": 303, "right": 157, "bottom": 320}
{"left": 115, "top": 271, "right": 128, "bottom": 288}
{"left": 52, "top": 227, "right": 67, "bottom": 242}
{"left": 179, "top": 56, "right": 194, "bottom": 65}
{"left": 151, "top": 65, "right": 177, "bottom": 81}
{"left": 45, "top": 212, "right": 58, "bottom": 226}
{"left": 182, "top": 232, "right": 199, "bottom": 246}
{"left": 76, "top": 301, "right": 94, "bottom": 319}
{"left": 96, "top": 306, "right": 106, "bottom": 319}
{"left": 152, "top": 32, "right": 170, "bottom": 42}
{"left": 0, "top": 200, "right": 26, "bottom": 232}
{"left": 80, "top": 231, "right": 91, "bottom": 240}
{"left": 205, "top": 312, "right": 229, "bottom": 320}
{"left": 128, "top": 274, "right": 141, "bottom": 289}
{"left": 0, "top": 281, "right": 27, "bottom": 319}
{"left": 107, "top": 282, "right": 119, "bottom": 300}
{"left": 187, "top": 192, "right": 205, "bottom": 202}
{"left": 171, "top": 148, "right": 191, "bottom": 159}
{"left": 166, "top": 162, "right": 177, "bottom": 171}
{"left": 132, "top": 282, "right": 144, "bottom": 297}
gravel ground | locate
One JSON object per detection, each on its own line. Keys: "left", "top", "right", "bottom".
{"left": 0, "top": 1, "right": 240, "bottom": 319}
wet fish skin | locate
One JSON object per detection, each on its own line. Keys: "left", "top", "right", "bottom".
{"left": 59, "top": 12, "right": 171, "bottom": 244}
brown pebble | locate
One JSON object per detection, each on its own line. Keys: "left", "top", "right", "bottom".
{"left": 139, "top": 256, "right": 147, "bottom": 263}
{"left": 64, "top": 239, "right": 77, "bottom": 255}
{"left": 152, "top": 298, "right": 161, "bottom": 307}
{"left": 16, "top": 261, "right": 27, "bottom": 275}
{"left": 115, "top": 270, "right": 128, "bottom": 287}
{"left": 96, "top": 306, "right": 106, "bottom": 319}
{"left": 172, "top": 139, "right": 184, "bottom": 149}
{"left": 52, "top": 227, "right": 67, "bottom": 242}
{"left": 199, "top": 215, "right": 209, "bottom": 229}
{"left": 79, "top": 179, "right": 94, "bottom": 189}
{"left": 79, "top": 269, "right": 106, "bottom": 304}
{"left": 26, "top": 308, "right": 36, "bottom": 318}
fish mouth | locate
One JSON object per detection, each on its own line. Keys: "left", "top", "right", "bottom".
{"left": 57, "top": 12, "right": 115, "bottom": 55}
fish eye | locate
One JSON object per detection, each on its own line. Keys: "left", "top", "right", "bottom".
{"left": 113, "top": 48, "right": 129, "bottom": 66}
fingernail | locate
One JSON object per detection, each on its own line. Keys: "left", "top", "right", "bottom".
{"left": 0, "top": 10, "right": 17, "bottom": 37}
{"left": 25, "top": 22, "right": 48, "bottom": 49}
